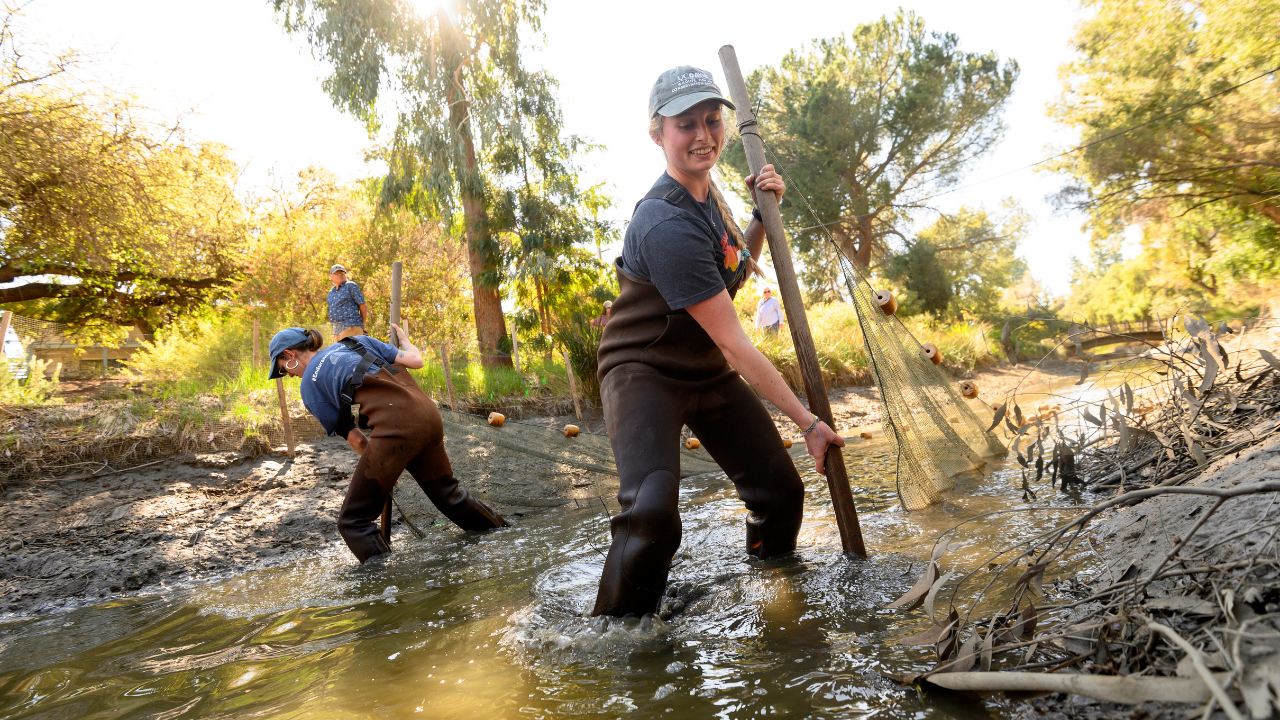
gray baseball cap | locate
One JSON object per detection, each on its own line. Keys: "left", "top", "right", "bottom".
{"left": 330, "top": 264, "right": 347, "bottom": 274}
{"left": 649, "top": 65, "right": 735, "bottom": 118}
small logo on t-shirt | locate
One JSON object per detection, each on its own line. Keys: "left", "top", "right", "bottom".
{"left": 719, "top": 230, "right": 739, "bottom": 272}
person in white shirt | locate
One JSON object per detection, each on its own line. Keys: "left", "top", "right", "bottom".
{"left": 755, "top": 287, "right": 784, "bottom": 334}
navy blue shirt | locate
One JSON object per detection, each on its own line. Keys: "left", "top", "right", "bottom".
{"left": 621, "top": 173, "right": 747, "bottom": 310}
{"left": 300, "top": 336, "right": 400, "bottom": 436}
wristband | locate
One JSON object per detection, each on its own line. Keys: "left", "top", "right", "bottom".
{"left": 801, "top": 415, "right": 819, "bottom": 436}
{"left": 752, "top": 207, "right": 763, "bottom": 222}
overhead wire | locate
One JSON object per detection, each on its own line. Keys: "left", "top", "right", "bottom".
{"left": 795, "top": 60, "right": 1280, "bottom": 233}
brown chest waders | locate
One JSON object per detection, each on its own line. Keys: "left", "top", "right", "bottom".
{"left": 592, "top": 261, "right": 805, "bottom": 617}
{"left": 336, "top": 347, "right": 507, "bottom": 563}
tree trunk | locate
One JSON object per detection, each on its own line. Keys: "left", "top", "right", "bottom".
{"left": 854, "top": 215, "right": 875, "bottom": 268}
{"left": 446, "top": 21, "right": 510, "bottom": 369}
{"left": 1258, "top": 201, "right": 1280, "bottom": 226}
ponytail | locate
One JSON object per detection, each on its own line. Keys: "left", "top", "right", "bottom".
{"left": 708, "top": 178, "right": 765, "bottom": 282}
{"left": 289, "top": 328, "right": 324, "bottom": 353}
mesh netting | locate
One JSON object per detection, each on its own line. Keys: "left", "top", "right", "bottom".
{"left": 394, "top": 410, "right": 724, "bottom": 522}
{"left": 8, "top": 314, "right": 71, "bottom": 348}
{"left": 830, "top": 244, "right": 1005, "bottom": 510}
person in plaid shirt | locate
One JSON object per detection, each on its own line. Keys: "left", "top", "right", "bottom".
{"left": 326, "top": 264, "right": 368, "bottom": 340}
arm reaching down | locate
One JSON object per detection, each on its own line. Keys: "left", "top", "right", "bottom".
{"left": 685, "top": 290, "right": 844, "bottom": 474}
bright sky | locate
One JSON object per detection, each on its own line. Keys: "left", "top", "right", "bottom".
{"left": 19, "top": 0, "right": 1091, "bottom": 295}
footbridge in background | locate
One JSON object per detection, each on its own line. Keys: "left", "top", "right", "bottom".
{"left": 1063, "top": 319, "right": 1169, "bottom": 354}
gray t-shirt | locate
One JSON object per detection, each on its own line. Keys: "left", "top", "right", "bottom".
{"left": 621, "top": 173, "right": 746, "bottom": 310}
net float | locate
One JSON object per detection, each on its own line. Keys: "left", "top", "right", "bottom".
{"left": 959, "top": 380, "right": 979, "bottom": 399}
{"left": 1038, "top": 403, "right": 1051, "bottom": 414}
{"left": 859, "top": 431, "right": 873, "bottom": 439}
{"left": 563, "top": 424, "right": 579, "bottom": 438}
{"left": 685, "top": 437, "right": 701, "bottom": 450}
{"left": 921, "top": 343, "right": 942, "bottom": 364}
{"left": 783, "top": 438, "right": 792, "bottom": 448}
{"left": 487, "top": 412, "right": 505, "bottom": 427}
{"left": 948, "top": 416, "right": 959, "bottom": 423}
{"left": 873, "top": 289, "right": 898, "bottom": 316}
{"left": 991, "top": 402, "right": 1002, "bottom": 410}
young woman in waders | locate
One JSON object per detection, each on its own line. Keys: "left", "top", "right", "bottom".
{"left": 267, "top": 326, "right": 508, "bottom": 562}
{"left": 592, "top": 66, "right": 845, "bottom": 617}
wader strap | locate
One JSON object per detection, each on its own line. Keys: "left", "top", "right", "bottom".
{"left": 336, "top": 337, "right": 398, "bottom": 433}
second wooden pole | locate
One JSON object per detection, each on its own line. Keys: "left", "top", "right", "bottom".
{"left": 381, "top": 260, "right": 404, "bottom": 544}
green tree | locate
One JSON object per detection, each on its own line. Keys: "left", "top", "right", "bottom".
{"left": 0, "top": 6, "right": 245, "bottom": 336}
{"left": 882, "top": 242, "right": 952, "bottom": 317}
{"left": 719, "top": 10, "right": 1018, "bottom": 277}
{"left": 1048, "top": 0, "right": 1280, "bottom": 230}
{"left": 273, "top": 0, "right": 592, "bottom": 367}
{"left": 916, "top": 203, "right": 1029, "bottom": 319}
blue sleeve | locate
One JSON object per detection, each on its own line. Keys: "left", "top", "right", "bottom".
{"left": 639, "top": 218, "right": 727, "bottom": 310}
{"left": 300, "top": 381, "right": 343, "bottom": 437}
{"left": 351, "top": 283, "right": 366, "bottom": 305}
{"left": 358, "top": 336, "right": 401, "bottom": 365}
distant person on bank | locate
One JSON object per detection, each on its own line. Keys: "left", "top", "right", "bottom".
{"left": 267, "top": 326, "right": 508, "bottom": 562}
{"left": 327, "top": 264, "right": 368, "bottom": 340}
{"left": 755, "top": 288, "right": 783, "bottom": 335}
{"left": 591, "top": 300, "right": 614, "bottom": 328}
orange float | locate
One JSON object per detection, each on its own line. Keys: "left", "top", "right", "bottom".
{"left": 563, "top": 424, "right": 579, "bottom": 438}
{"left": 874, "top": 289, "right": 898, "bottom": 316}
{"left": 685, "top": 437, "right": 701, "bottom": 450}
{"left": 487, "top": 412, "right": 505, "bottom": 427}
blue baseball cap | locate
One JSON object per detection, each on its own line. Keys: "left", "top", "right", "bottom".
{"left": 268, "top": 327, "right": 310, "bottom": 379}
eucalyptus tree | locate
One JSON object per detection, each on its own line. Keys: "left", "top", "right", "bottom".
{"left": 719, "top": 10, "right": 1018, "bottom": 276}
{"left": 272, "top": 0, "right": 591, "bottom": 367}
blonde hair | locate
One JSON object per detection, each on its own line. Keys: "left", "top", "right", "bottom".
{"left": 649, "top": 114, "right": 765, "bottom": 283}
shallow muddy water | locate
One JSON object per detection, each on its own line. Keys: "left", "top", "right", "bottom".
{"left": 1, "top": 369, "right": 1148, "bottom": 719}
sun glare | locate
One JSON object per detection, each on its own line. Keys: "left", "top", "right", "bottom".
{"left": 408, "top": 0, "right": 451, "bottom": 17}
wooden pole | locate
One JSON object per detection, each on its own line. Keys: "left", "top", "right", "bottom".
{"left": 719, "top": 45, "right": 867, "bottom": 558}
{"left": 563, "top": 349, "right": 581, "bottom": 420}
{"left": 0, "top": 312, "right": 11, "bottom": 356}
{"left": 381, "top": 261, "right": 404, "bottom": 544}
{"left": 252, "top": 317, "right": 261, "bottom": 368}
{"left": 275, "top": 377, "right": 295, "bottom": 458}
{"left": 441, "top": 345, "right": 458, "bottom": 411}
{"left": 389, "top": 261, "right": 402, "bottom": 346}
{"left": 511, "top": 329, "right": 521, "bottom": 374}
{"left": 102, "top": 346, "right": 109, "bottom": 377}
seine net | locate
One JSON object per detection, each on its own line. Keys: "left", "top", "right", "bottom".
{"left": 833, "top": 252, "right": 1006, "bottom": 509}
{"left": 392, "top": 410, "right": 724, "bottom": 524}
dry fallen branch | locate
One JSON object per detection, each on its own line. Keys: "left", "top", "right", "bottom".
{"left": 925, "top": 671, "right": 1214, "bottom": 704}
